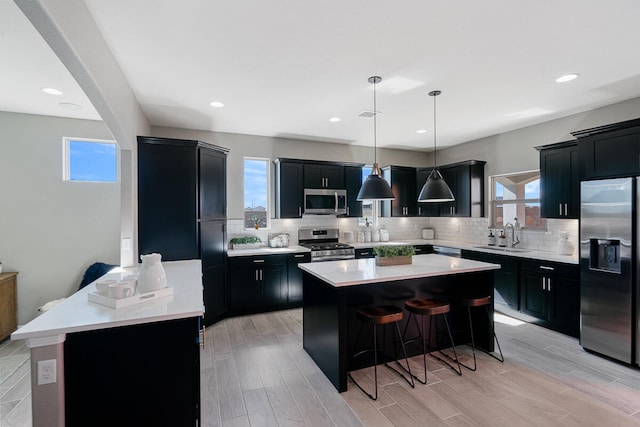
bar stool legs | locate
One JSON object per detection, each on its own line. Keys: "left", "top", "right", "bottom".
{"left": 457, "top": 296, "right": 504, "bottom": 371}
{"left": 347, "top": 305, "right": 414, "bottom": 400}
{"left": 398, "top": 299, "right": 462, "bottom": 384}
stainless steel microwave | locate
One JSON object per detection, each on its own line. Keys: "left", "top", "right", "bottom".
{"left": 304, "top": 189, "right": 347, "bottom": 215}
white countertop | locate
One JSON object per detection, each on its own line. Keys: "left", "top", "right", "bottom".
{"left": 298, "top": 253, "right": 500, "bottom": 287}
{"left": 12, "top": 260, "right": 203, "bottom": 343}
{"left": 227, "top": 245, "right": 310, "bottom": 257}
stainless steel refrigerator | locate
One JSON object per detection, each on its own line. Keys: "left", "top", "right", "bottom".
{"left": 580, "top": 177, "right": 637, "bottom": 365}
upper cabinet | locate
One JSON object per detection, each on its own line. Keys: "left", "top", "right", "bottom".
{"left": 381, "top": 166, "right": 417, "bottom": 217}
{"left": 536, "top": 141, "right": 579, "bottom": 219}
{"left": 416, "top": 161, "right": 485, "bottom": 217}
{"left": 275, "top": 159, "right": 304, "bottom": 218}
{"left": 303, "top": 163, "right": 344, "bottom": 189}
{"left": 344, "top": 165, "right": 363, "bottom": 218}
{"left": 573, "top": 118, "right": 640, "bottom": 180}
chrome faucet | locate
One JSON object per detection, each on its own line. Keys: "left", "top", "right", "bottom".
{"left": 504, "top": 222, "right": 520, "bottom": 247}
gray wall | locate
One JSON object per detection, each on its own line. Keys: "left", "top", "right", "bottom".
{"left": 0, "top": 111, "right": 120, "bottom": 324}
{"left": 150, "top": 127, "right": 430, "bottom": 220}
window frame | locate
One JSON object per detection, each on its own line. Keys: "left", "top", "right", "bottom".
{"left": 243, "top": 156, "right": 271, "bottom": 230}
{"left": 62, "top": 137, "right": 119, "bottom": 183}
{"left": 489, "top": 169, "right": 546, "bottom": 230}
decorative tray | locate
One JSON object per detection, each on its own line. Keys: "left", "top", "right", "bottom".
{"left": 88, "top": 287, "right": 173, "bottom": 309}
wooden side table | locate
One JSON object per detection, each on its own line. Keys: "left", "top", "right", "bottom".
{"left": 0, "top": 272, "right": 18, "bottom": 341}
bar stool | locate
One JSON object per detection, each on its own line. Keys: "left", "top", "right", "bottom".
{"left": 347, "top": 305, "right": 414, "bottom": 400}
{"left": 456, "top": 295, "right": 504, "bottom": 371}
{"left": 398, "top": 298, "right": 462, "bottom": 384}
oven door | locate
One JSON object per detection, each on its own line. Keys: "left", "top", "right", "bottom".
{"left": 304, "top": 189, "right": 347, "bottom": 215}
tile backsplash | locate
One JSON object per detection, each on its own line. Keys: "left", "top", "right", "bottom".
{"left": 227, "top": 216, "right": 579, "bottom": 253}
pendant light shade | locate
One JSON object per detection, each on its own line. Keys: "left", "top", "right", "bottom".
{"left": 357, "top": 76, "right": 395, "bottom": 201}
{"left": 418, "top": 90, "right": 454, "bottom": 202}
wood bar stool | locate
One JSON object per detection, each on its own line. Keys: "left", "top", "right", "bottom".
{"left": 456, "top": 295, "right": 504, "bottom": 371}
{"left": 398, "top": 298, "right": 462, "bottom": 384}
{"left": 347, "top": 305, "right": 414, "bottom": 400}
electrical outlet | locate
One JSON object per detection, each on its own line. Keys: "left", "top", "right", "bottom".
{"left": 37, "top": 359, "right": 57, "bottom": 385}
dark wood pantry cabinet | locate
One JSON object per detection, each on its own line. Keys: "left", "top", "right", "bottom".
{"left": 536, "top": 141, "right": 579, "bottom": 219}
{"left": 137, "top": 136, "right": 228, "bottom": 326}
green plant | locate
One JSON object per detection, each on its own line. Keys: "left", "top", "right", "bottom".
{"left": 373, "top": 245, "right": 416, "bottom": 257}
{"left": 230, "top": 236, "right": 261, "bottom": 244}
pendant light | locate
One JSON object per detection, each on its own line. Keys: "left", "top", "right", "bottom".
{"left": 418, "top": 90, "right": 455, "bottom": 202}
{"left": 357, "top": 76, "right": 396, "bottom": 201}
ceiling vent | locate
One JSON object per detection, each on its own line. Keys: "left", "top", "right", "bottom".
{"left": 357, "top": 110, "right": 379, "bottom": 119}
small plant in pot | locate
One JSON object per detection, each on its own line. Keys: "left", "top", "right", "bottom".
{"left": 230, "top": 236, "right": 262, "bottom": 250}
{"left": 373, "top": 245, "right": 416, "bottom": 266}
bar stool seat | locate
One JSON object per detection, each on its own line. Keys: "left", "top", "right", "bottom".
{"left": 348, "top": 305, "right": 414, "bottom": 400}
{"left": 455, "top": 294, "right": 504, "bottom": 371}
{"left": 399, "top": 298, "right": 462, "bottom": 384}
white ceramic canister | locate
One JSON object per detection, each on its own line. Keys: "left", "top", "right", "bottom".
{"left": 380, "top": 229, "right": 389, "bottom": 242}
{"left": 372, "top": 230, "right": 380, "bottom": 242}
{"left": 137, "top": 253, "right": 167, "bottom": 293}
{"left": 364, "top": 231, "right": 371, "bottom": 242}
{"left": 557, "top": 232, "right": 575, "bottom": 256}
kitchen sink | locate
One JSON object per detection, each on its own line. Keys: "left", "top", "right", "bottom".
{"left": 473, "top": 245, "right": 531, "bottom": 253}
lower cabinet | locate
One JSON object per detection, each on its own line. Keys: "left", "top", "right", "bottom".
{"left": 462, "top": 251, "right": 579, "bottom": 337}
{"left": 227, "top": 252, "right": 311, "bottom": 315}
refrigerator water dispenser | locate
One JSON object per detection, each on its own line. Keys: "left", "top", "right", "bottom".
{"left": 589, "top": 239, "right": 621, "bottom": 273}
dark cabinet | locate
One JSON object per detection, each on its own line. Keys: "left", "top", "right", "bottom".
{"left": 413, "top": 245, "right": 433, "bottom": 255}
{"left": 275, "top": 160, "right": 304, "bottom": 218}
{"left": 65, "top": 317, "right": 201, "bottom": 426}
{"left": 287, "top": 252, "right": 311, "bottom": 304}
{"left": 228, "top": 255, "right": 287, "bottom": 314}
{"left": 520, "top": 260, "right": 579, "bottom": 337}
{"left": 573, "top": 118, "right": 640, "bottom": 180}
{"left": 537, "top": 141, "right": 579, "bottom": 219}
{"left": 462, "top": 250, "right": 519, "bottom": 313}
{"left": 355, "top": 248, "right": 375, "bottom": 259}
{"left": 304, "top": 164, "right": 344, "bottom": 189}
{"left": 415, "top": 161, "right": 485, "bottom": 217}
{"left": 344, "top": 165, "right": 363, "bottom": 217}
{"left": 381, "top": 166, "right": 417, "bottom": 217}
{"left": 137, "top": 136, "right": 228, "bottom": 326}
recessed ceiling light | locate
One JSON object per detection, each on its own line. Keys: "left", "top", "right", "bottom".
{"left": 556, "top": 73, "right": 579, "bottom": 83}
{"left": 58, "top": 102, "right": 82, "bottom": 109}
{"left": 209, "top": 101, "right": 224, "bottom": 108}
{"left": 329, "top": 117, "right": 341, "bottom": 122}
{"left": 416, "top": 129, "right": 427, "bottom": 134}
{"left": 42, "top": 87, "right": 63, "bottom": 95}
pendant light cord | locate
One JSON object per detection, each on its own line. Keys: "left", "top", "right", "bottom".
{"left": 433, "top": 92, "right": 437, "bottom": 170}
{"left": 373, "top": 78, "right": 377, "bottom": 166}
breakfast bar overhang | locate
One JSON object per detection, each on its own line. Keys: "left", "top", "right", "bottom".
{"left": 299, "top": 254, "right": 501, "bottom": 392}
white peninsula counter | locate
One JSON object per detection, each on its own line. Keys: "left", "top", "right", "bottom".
{"left": 12, "top": 260, "right": 204, "bottom": 427}
{"left": 301, "top": 254, "right": 500, "bottom": 392}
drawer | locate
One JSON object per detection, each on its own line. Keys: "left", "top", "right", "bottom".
{"left": 227, "top": 254, "right": 287, "bottom": 268}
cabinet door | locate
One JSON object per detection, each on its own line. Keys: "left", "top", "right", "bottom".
{"left": 548, "top": 275, "right": 580, "bottom": 337}
{"left": 199, "top": 148, "right": 226, "bottom": 219}
{"left": 288, "top": 253, "right": 311, "bottom": 304}
{"left": 540, "top": 145, "right": 578, "bottom": 219}
{"left": 203, "top": 265, "right": 226, "bottom": 325}
{"left": 494, "top": 268, "right": 519, "bottom": 311}
{"left": 520, "top": 270, "right": 548, "bottom": 320}
{"left": 277, "top": 162, "right": 303, "bottom": 218}
{"left": 413, "top": 245, "right": 433, "bottom": 255}
{"left": 303, "top": 164, "right": 344, "bottom": 189}
{"left": 580, "top": 127, "right": 640, "bottom": 179}
{"left": 438, "top": 167, "right": 458, "bottom": 216}
{"left": 416, "top": 169, "right": 440, "bottom": 217}
{"left": 344, "top": 166, "right": 363, "bottom": 217}
{"left": 228, "top": 267, "right": 261, "bottom": 311}
{"left": 382, "top": 167, "right": 417, "bottom": 217}
{"left": 138, "top": 140, "right": 199, "bottom": 261}
{"left": 261, "top": 265, "right": 287, "bottom": 306}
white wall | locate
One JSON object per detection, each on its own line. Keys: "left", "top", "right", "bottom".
{"left": 150, "top": 127, "right": 430, "bottom": 220}
{"left": 0, "top": 111, "right": 120, "bottom": 324}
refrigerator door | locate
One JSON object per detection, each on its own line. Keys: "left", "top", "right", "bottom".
{"left": 580, "top": 178, "right": 634, "bottom": 363}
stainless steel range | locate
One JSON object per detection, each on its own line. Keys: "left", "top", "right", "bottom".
{"left": 298, "top": 228, "right": 355, "bottom": 262}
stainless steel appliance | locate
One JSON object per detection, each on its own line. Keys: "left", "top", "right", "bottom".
{"left": 580, "top": 177, "right": 637, "bottom": 365}
{"left": 298, "top": 228, "right": 355, "bottom": 262}
{"left": 303, "top": 189, "right": 347, "bottom": 215}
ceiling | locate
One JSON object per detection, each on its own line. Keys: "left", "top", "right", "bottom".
{"left": 4, "top": 0, "right": 640, "bottom": 151}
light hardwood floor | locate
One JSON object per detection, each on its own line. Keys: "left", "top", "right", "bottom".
{"left": 3, "top": 309, "right": 640, "bottom": 426}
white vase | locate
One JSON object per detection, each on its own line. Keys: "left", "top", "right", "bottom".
{"left": 138, "top": 253, "right": 167, "bottom": 293}
{"left": 557, "top": 232, "right": 575, "bottom": 256}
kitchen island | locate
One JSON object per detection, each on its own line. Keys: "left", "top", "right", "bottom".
{"left": 11, "top": 260, "right": 203, "bottom": 427}
{"left": 300, "top": 254, "right": 500, "bottom": 392}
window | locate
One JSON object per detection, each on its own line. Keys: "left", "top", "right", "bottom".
{"left": 244, "top": 158, "right": 270, "bottom": 229}
{"left": 490, "top": 170, "right": 546, "bottom": 229}
{"left": 63, "top": 137, "right": 118, "bottom": 182}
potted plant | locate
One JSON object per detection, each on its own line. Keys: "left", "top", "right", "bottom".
{"left": 373, "top": 245, "right": 416, "bottom": 266}
{"left": 230, "top": 236, "right": 262, "bottom": 250}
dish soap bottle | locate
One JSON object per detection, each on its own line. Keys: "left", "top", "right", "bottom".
{"left": 487, "top": 230, "right": 496, "bottom": 246}
{"left": 498, "top": 230, "right": 507, "bottom": 247}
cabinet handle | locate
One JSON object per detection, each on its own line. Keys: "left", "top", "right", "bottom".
{"left": 347, "top": 206, "right": 350, "bottom": 216}
{"left": 559, "top": 203, "right": 562, "bottom": 216}
{"left": 253, "top": 259, "right": 265, "bottom": 263}
{"left": 539, "top": 265, "right": 554, "bottom": 271}
{"left": 548, "top": 278, "right": 552, "bottom": 292}
{"left": 418, "top": 206, "right": 422, "bottom": 215}
{"left": 294, "top": 254, "right": 305, "bottom": 258}
{"left": 255, "top": 270, "right": 259, "bottom": 281}
{"left": 360, "top": 252, "right": 370, "bottom": 256}
{"left": 298, "top": 207, "right": 302, "bottom": 216}
{"left": 564, "top": 203, "right": 568, "bottom": 216}
{"left": 260, "top": 270, "right": 263, "bottom": 281}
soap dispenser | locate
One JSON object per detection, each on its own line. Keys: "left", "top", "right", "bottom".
{"left": 487, "top": 230, "right": 496, "bottom": 246}
{"left": 498, "top": 230, "right": 507, "bottom": 247}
